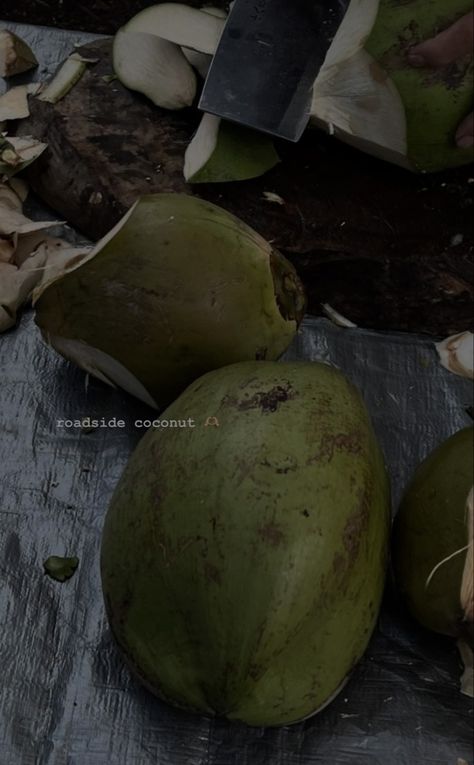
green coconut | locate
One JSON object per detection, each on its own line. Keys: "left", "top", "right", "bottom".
{"left": 101, "top": 361, "right": 390, "bottom": 727}
{"left": 34, "top": 194, "right": 306, "bottom": 409}
{"left": 311, "top": 0, "right": 473, "bottom": 172}
{"left": 393, "top": 427, "right": 474, "bottom": 641}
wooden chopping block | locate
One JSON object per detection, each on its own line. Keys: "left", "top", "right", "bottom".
{"left": 17, "top": 39, "right": 474, "bottom": 336}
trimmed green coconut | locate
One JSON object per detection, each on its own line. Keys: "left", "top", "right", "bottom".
{"left": 393, "top": 427, "right": 474, "bottom": 641}
{"left": 34, "top": 194, "right": 306, "bottom": 409}
{"left": 101, "top": 361, "right": 390, "bottom": 726}
{"left": 312, "top": 0, "right": 473, "bottom": 172}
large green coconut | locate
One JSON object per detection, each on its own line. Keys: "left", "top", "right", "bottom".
{"left": 393, "top": 427, "right": 474, "bottom": 642}
{"left": 100, "top": 361, "right": 390, "bottom": 727}
{"left": 311, "top": 0, "right": 474, "bottom": 172}
{"left": 34, "top": 194, "right": 306, "bottom": 409}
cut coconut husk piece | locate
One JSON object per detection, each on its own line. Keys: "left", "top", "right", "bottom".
{"left": 8, "top": 176, "right": 28, "bottom": 203}
{"left": 0, "top": 186, "right": 62, "bottom": 270}
{"left": 0, "top": 236, "right": 14, "bottom": 263}
{"left": 0, "top": 253, "right": 47, "bottom": 332}
{"left": 0, "top": 203, "right": 60, "bottom": 238}
{"left": 312, "top": 49, "right": 408, "bottom": 169}
{"left": 201, "top": 6, "right": 227, "bottom": 18}
{"left": 37, "top": 53, "right": 91, "bottom": 104}
{"left": 0, "top": 180, "right": 23, "bottom": 211}
{"left": 322, "top": 303, "right": 358, "bottom": 329}
{"left": 181, "top": 47, "right": 212, "bottom": 79}
{"left": 0, "top": 83, "right": 42, "bottom": 123}
{"left": 0, "top": 30, "right": 38, "bottom": 78}
{"left": 184, "top": 113, "right": 280, "bottom": 183}
{"left": 0, "top": 237, "right": 90, "bottom": 333}
{"left": 436, "top": 332, "right": 474, "bottom": 380}
{"left": 113, "top": 29, "right": 196, "bottom": 110}
{"left": 31, "top": 237, "right": 92, "bottom": 300}
{"left": 181, "top": 0, "right": 227, "bottom": 74}
{"left": 457, "top": 639, "right": 474, "bottom": 698}
{"left": 124, "top": 3, "right": 225, "bottom": 55}
{"left": 0, "top": 135, "right": 47, "bottom": 177}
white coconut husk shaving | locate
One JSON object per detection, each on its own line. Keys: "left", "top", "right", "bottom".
{"left": 322, "top": 303, "right": 358, "bottom": 328}
{"left": 8, "top": 177, "right": 29, "bottom": 203}
{"left": 461, "top": 487, "right": 474, "bottom": 627}
{"left": 0, "top": 238, "right": 91, "bottom": 333}
{"left": 0, "top": 30, "right": 38, "bottom": 78}
{"left": 0, "top": 180, "right": 91, "bottom": 332}
{"left": 0, "top": 83, "right": 42, "bottom": 123}
{"left": 436, "top": 332, "right": 474, "bottom": 380}
{"left": 0, "top": 135, "right": 47, "bottom": 178}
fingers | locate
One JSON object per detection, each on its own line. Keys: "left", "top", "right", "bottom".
{"left": 456, "top": 112, "right": 474, "bottom": 148}
{"left": 407, "top": 11, "right": 474, "bottom": 67}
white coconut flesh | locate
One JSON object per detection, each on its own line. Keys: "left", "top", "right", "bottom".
{"left": 113, "top": 29, "right": 197, "bottom": 110}
{"left": 124, "top": 3, "right": 225, "bottom": 55}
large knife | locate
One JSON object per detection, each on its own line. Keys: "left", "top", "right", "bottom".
{"left": 199, "top": 0, "right": 351, "bottom": 143}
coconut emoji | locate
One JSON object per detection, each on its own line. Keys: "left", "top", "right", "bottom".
{"left": 35, "top": 194, "right": 306, "bottom": 409}
{"left": 101, "top": 361, "right": 391, "bottom": 727}
{"left": 393, "top": 427, "right": 474, "bottom": 644}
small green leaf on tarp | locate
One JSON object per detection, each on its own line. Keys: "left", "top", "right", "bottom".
{"left": 43, "top": 555, "right": 79, "bottom": 582}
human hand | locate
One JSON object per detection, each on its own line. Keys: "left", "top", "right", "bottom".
{"left": 407, "top": 11, "right": 474, "bottom": 149}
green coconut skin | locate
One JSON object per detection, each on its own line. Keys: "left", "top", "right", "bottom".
{"left": 188, "top": 121, "right": 280, "bottom": 184}
{"left": 101, "top": 361, "right": 390, "bottom": 727}
{"left": 35, "top": 194, "right": 306, "bottom": 408}
{"left": 366, "top": 0, "right": 474, "bottom": 172}
{"left": 393, "top": 427, "right": 474, "bottom": 639}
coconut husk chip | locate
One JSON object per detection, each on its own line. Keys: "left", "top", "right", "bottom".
{"left": 0, "top": 30, "right": 38, "bottom": 78}
{"left": 0, "top": 177, "right": 91, "bottom": 332}
{"left": 0, "top": 135, "right": 47, "bottom": 178}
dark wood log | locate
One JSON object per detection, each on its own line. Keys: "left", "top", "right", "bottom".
{"left": 18, "top": 39, "right": 473, "bottom": 336}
